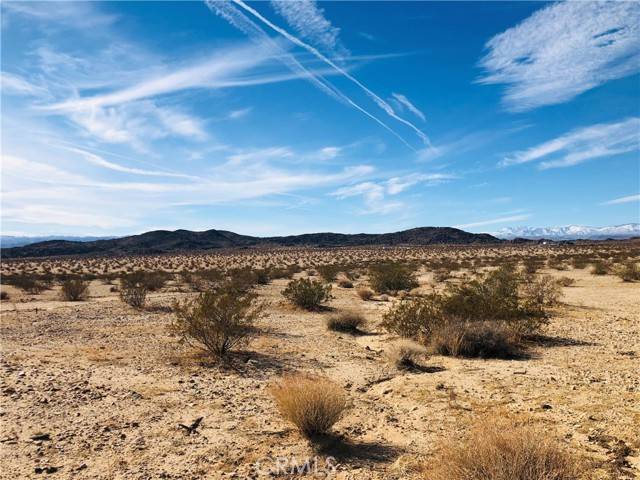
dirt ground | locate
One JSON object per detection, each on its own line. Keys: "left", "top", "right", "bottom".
{"left": 1, "top": 245, "right": 639, "bottom": 479}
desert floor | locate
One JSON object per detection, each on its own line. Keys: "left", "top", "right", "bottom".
{"left": 1, "top": 247, "right": 639, "bottom": 479}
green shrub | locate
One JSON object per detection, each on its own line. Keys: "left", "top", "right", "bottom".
{"left": 381, "top": 294, "right": 445, "bottom": 341}
{"left": 282, "top": 278, "right": 331, "bottom": 310}
{"left": 4, "top": 274, "right": 45, "bottom": 294}
{"left": 316, "top": 265, "right": 341, "bottom": 282}
{"left": 369, "top": 262, "right": 418, "bottom": 293}
{"left": 172, "top": 288, "right": 264, "bottom": 357}
{"left": 61, "top": 278, "right": 90, "bottom": 301}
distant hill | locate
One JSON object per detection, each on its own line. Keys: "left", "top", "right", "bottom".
{"left": 0, "top": 235, "right": 115, "bottom": 248}
{"left": 495, "top": 223, "right": 639, "bottom": 241}
{"left": 1, "top": 227, "right": 500, "bottom": 259}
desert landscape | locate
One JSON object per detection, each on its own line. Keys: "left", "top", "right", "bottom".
{"left": 1, "top": 242, "right": 639, "bottom": 479}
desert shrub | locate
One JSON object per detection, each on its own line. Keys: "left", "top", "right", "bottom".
{"left": 4, "top": 274, "right": 45, "bottom": 294}
{"left": 337, "top": 279, "right": 353, "bottom": 288}
{"left": 0, "top": 291, "right": 8, "bottom": 301}
{"left": 591, "top": 261, "right": 609, "bottom": 275}
{"left": 326, "top": 311, "right": 366, "bottom": 333}
{"left": 60, "top": 278, "right": 89, "bottom": 301}
{"left": 433, "top": 270, "right": 450, "bottom": 283}
{"left": 429, "top": 320, "right": 526, "bottom": 359}
{"left": 425, "top": 419, "right": 580, "bottom": 480}
{"left": 443, "top": 266, "right": 522, "bottom": 321}
{"left": 385, "top": 339, "right": 428, "bottom": 369}
{"left": 142, "top": 271, "right": 171, "bottom": 291}
{"left": 270, "top": 374, "right": 349, "bottom": 439}
{"left": 172, "top": 288, "right": 264, "bottom": 357}
{"left": 556, "top": 276, "right": 575, "bottom": 287}
{"left": 119, "top": 273, "right": 148, "bottom": 309}
{"left": 547, "top": 258, "right": 568, "bottom": 271}
{"left": 571, "top": 257, "right": 588, "bottom": 269}
{"left": 282, "top": 278, "right": 331, "bottom": 310}
{"left": 368, "top": 262, "right": 418, "bottom": 293}
{"left": 520, "top": 275, "right": 562, "bottom": 318}
{"left": 381, "top": 294, "right": 445, "bottom": 341}
{"left": 316, "top": 264, "right": 341, "bottom": 282}
{"left": 254, "top": 269, "right": 271, "bottom": 285}
{"left": 356, "top": 287, "right": 374, "bottom": 301}
{"left": 616, "top": 261, "right": 640, "bottom": 282}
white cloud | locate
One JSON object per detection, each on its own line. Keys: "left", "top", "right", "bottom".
{"left": 601, "top": 194, "right": 640, "bottom": 206}
{"left": 209, "top": 0, "right": 430, "bottom": 149}
{"left": 478, "top": 1, "right": 640, "bottom": 111}
{"left": 317, "top": 146, "right": 341, "bottom": 160}
{"left": 501, "top": 117, "right": 639, "bottom": 169}
{"left": 0, "top": 72, "right": 48, "bottom": 96}
{"left": 2, "top": 2, "right": 118, "bottom": 30}
{"left": 455, "top": 214, "right": 531, "bottom": 229}
{"left": 226, "top": 147, "right": 294, "bottom": 164}
{"left": 270, "top": 0, "right": 348, "bottom": 59}
{"left": 228, "top": 107, "right": 253, "bottom": 119}
{"left": 390, "top": 93, "right": 426, "bottom": 122}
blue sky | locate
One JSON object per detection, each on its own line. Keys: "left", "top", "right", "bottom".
{"left": 1, "top": 1, "right": 639, "bottom": 237}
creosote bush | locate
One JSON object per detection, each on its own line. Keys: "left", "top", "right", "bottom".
{"left": 425, "top": 419, "right": 581, "bottom": 480}
{"left": 172, "top": 287, "right": 264, "bottom": 357}
{"left": 616, "top": 260, "right": 640, "bottom": 282}
{"left": 368, "top": 262, "right": 418, "bottom": 293}
{"left": 591, "top": 261, "right": 609, "bottom": 275}
{"left": 316, "top": 265, "right": 341, "bottom": 283}
{"left": 270, "top": 374, "right": 349, "bottom": 439}
{"left": 337, "top": 279, "right": 353, "bottom": 288}
{"left": 326, "top": 311, "right": 366, "bottom": 333}
{"left": 282, "top": 278, "right": 331, "bottom": 310}
{"left": 61, "top": 278, "right": 90, "bottom": 301}
{"left": 385, "top": 339, "right": 428, "bottom": 369}
{"left": 119, "top": 273, "right": 148, "bottom": 309}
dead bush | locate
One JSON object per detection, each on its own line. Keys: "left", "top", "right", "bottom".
{"left": 356, "top": 287, "right": 374, "bottom": 301}
{"left": 556, "top": 276, "right": 575, "bottom": 287}
{"left": 326, "top": 311, "right": 366, "bottom": 333}
{"left": 119, "top": 273, "right": 148, "bottom": 309}
{"left": 425, "top": 418, "right": 581, "bottom": 480}
{"left": 429, "top": 320, "right": 526, "bottom": 359}
{"left": 369, "top": 262, "right": 418, "bottom": 293}
{"left": 385, "top": 339, "right": 428, "bottom": 369}
{"left": 172, "top": 288, "right": 264, "bottom": 357}
{"left": 60, "top": 278, "right": 90, "bottom": 301}
{"left": 282, "top": 278, "right": 331, "bottom": 310}
{"left": 270, "top": 374, "right": 349, "bottom": 439}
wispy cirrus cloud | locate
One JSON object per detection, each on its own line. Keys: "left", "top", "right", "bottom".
{"left": 390, "top": 93, "right": 425, "bottom": 122}
{"left": 501, "top": 117, "right": 640, "bottom": 169}
{"left": 600, "top": 194, "right": 640, "bottom": 206}
{"left": 478, "top": 1, "right": 640, "bottom": 111}
{"left": 271, "top": 0, "right": 349, "bottom": 59}
{"left": 208, "top": 0, "right": 431, "bottom": 150}
{"left": 454, "top": 214, "right": 531, "bottom": 229}
{"left": 331, "top": 173, "right": 455, "bottom": 214}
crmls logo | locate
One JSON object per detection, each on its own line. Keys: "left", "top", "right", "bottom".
{"left": 253, "top": 456, "right": 337, "bottom": 476}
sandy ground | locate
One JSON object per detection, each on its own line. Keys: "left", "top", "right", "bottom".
{"left": 1, "top": 249, "right": 639, "bottom": 479}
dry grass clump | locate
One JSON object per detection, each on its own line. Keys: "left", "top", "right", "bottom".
{"left": 385, "top": 339, "right": 428, "bottom": 369}
{"left": 369, "top": 262, "right": 418, "bottom": 293}
{"left": 356, "top": 287, "right": 374, "bottom": 301}
{"left": 425, "top": 419, "right": 581, "bottom": 480}
{"left": 60, "top": 278, "right": 89, "bottom": 301}
{"left": 337, "top": 279, "right": 353, "bottom": 288}
{"left": 591, "top": 261, "right": 609, "bottom": 275}
{"left": 556, "top": 276, "right": 575, "bottom": 287}
{"left": 282, "top": 278, "right": 331, "bottom": 310}
{"left": 172, "top": 287, "right": 264, "bottom": 357}
{"left": 270, "top": 374, "right": 349, "bottom": 439}
{"left": 326, "top": 311, "right": 366, "bottom": 333}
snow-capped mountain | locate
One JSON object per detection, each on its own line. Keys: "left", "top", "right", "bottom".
{"left": 495, "top": 224, "right": 640, "bottom": 240}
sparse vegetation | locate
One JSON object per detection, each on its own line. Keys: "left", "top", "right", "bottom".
{"left": 172, "top": 287, "right": 264, "bottom": 357}
{"left": 368, "top": 262, "right": 418, "bottom": 293}
{"left": 337, "top": 279, "right": 353, "bottom": 288}
{"left": 61, "top": 278, "right": 90, "bottom": 301}
{"left": 316, "top": 264, "right": 341, "bottom": 282}
{"left": 0, "top": 291, "right": 8, "bottom": 300}
{"left": 616, "top": 260, "right": 640, "bottom": 282}
{"left": 282, "top": 278, "right": 331, "bottom": 310}
{"left": 356, "top": 287, "right": 374, "bottom": 301}
{"left": 270, "top": 374, "right": 349, "bottom": 439}
{"left": 591, "top": 261, "right": 609, "bottom": 275}
{"left": 326, "top": 311, "right": 366, "bottom": 333}
{"left": 425, "top": 419, "right": 581, "bottom": 480}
